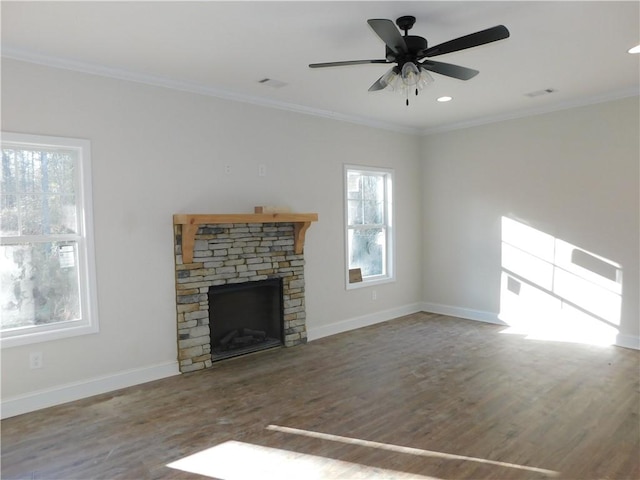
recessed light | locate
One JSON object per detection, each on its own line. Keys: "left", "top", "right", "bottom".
{"left": 629, "top": 44, "right": 640, "bottom": 54}
{"left": 437, "top": 96, "right": 453, "bottom": 102}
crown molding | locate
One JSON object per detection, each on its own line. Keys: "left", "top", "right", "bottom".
{"left": 421, "top": 87, "right": 640, "bottom": 136}
{"left": 3, "top": 47, "right": 637, "bottom": 138}
{"left": 1, "top": 47, "right": 421, "bottom": 137}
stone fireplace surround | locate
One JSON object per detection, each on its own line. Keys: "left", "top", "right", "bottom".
{"left": 173, "top": 213, "right": 317, "bottom": 373}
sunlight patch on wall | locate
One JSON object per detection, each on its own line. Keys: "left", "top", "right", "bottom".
{"left": 499, "top": 217, "right": 622, "bottom": 346}
{"left": 166, "top": 439, "right": 438, "bottom": 479}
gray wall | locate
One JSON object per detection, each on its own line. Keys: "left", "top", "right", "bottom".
{"left": 421, "top": 97, "right": 639, "bottom": 347}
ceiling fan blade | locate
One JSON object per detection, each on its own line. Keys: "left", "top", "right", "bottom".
{"left": 368, "top": 76, "right": 387, "bottom": 92}
{"left": 368, "top": 67, "right": 399, "bottom": 91}
{"left": 422, "top": 25, "right": 510, "bottom": 57}
{"left": 420, "top": 60, "right": 479, "bottom": 80}
{"left": 367, "top": 19, "right": 408, "bottom": 55}
{"left": 309, "top": 59, "right": 389, "bottom": 68}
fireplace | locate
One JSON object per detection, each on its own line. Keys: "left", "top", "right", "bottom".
{"left": 209, "top": 278, "right": 283, "bottom": 361}
{"left": 173, "top": 212, "right": 317, "bottom": 373}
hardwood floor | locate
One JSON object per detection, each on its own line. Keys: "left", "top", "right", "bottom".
{"left": 2, "top": 312, "right": 639, "bottom": 479}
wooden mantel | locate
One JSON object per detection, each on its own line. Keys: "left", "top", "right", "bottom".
{"left": 174, "top": 213, "right": 318, "bottom": 263}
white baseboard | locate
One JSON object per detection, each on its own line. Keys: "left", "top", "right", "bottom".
{"left": 616, "top": 333, "right": 640, "bottom": 350}
{"left": 420, "top": 302, "right": 640, "bottom": 351}
{"left": 420, "top": 302, "right": 505, "bottom": 325}
{"left": 307, "top": 303, "right": 424, "bottom": 341}
{"left": 5, "top": 303, "right": 637, "bottom": 420}
{"left": 1, "top": 361, "right": 179, "bottom": 419}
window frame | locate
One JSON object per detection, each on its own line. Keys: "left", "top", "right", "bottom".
{"left": 344, "top": 164, "right": 395, "bottom": 290}
{"left": 1, "top": 132, "right": 99, "bottom": 347}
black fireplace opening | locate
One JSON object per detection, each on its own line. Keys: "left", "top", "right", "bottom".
{"left": 209, "top": 278, "right": 283, "bottom": 361}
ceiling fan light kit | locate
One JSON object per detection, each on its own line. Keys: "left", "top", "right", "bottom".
{"left": 309, "top": 15, "right": 510, "bottom": 106}
{"left": 378, "top": 62, "right": 435, "bottom": 106}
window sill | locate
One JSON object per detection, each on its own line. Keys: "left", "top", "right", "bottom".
{"left": 346, "top": 276, "right": 395, "bottom": 290}
{"left": 1, "top": 322, "right": 99, "bottom": 348}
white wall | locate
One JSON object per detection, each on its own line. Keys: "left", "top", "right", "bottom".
{"left": 1, "top": 59, "right": 423, "bottom": 414}
{"left": 421, "top": 97, "right": 640, "bottom": 347}
{"left": 3, "top": 57, "right": 638, "bottom": 417}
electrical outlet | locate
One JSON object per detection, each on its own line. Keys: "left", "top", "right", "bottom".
{"left": 258, "top": 164, "right": 267, "bottom": 177}
{"left": 29, "top": 352, "right": 43, "bottom": 369}
{"left": 372, "top": 290, "right": 377, "bottom": 301}
{"left": 224, "top": 164, "right": 231, "bottom": 175}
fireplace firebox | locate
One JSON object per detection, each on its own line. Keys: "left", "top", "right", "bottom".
{"left": 209, "top": 278, "right": 283, "bottom": 361}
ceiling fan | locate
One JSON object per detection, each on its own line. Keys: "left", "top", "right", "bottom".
{"left": 309, "top": 16, "right": 510, "bottom": 105}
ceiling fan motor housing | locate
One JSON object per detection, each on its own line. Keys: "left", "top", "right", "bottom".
{"left": 405, "top": 36, "right": 428, "bottom": 55}
{"left": 387, "top": 36, "right": 428, "bottom": 65}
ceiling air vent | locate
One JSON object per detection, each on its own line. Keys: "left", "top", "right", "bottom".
{"left": 525, "top": 88, "right": 557, "bottom": 98}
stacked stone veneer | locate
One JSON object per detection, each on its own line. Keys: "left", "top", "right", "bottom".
{"left": 174, "top": 222, "right": 307, "bottom": 372}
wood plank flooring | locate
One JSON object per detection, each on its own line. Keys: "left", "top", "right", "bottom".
{"left": 2, "top": 312, "right": 639, "bottom": 479}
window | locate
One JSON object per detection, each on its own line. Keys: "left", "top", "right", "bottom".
{"left": 345, "top": 165, "right": 394, "bottom": 288}
{"left": 1, "top": 133, "right": 98, "bottom": 347}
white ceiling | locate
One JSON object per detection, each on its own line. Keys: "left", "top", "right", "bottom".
{"left": 2, "top": 1, "right": 639, "bottom": 134}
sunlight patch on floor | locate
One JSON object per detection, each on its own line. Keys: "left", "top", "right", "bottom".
{"left": 166, "top": 439, "right": 439, "bottom": 479}
{"left": 267, "top": 424, "right": 558, "bottom": 477}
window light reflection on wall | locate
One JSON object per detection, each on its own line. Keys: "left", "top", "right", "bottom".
{"left": 499, "top": 216, "right": 622, "bottom": 346}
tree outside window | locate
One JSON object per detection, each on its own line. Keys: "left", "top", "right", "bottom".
{"left": 345, "top": 166, "right": 394, "bottom": 288}
{"left": 1, "top": 133, "right": 98, "bottom": 347}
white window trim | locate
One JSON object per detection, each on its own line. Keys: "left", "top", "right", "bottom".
{"left": 344, "top": 164, "right": 395, "bottom": 290}
{"left": 0, "top": 132, "right": 99, "bottom": 347}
